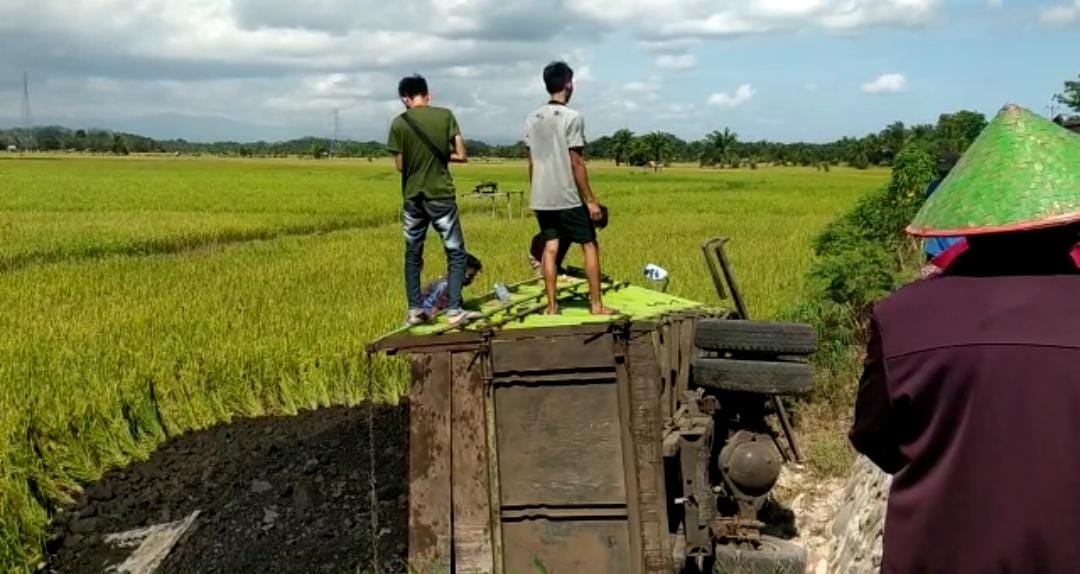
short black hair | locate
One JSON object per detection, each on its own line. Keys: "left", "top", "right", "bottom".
{"left": 543, "top": 61, "right": 574, "bottom": 95}
{"left": 398, "top": 75, "right": 428, "bottom": 99}
{"left": 466, "top": 253, "right": 483, "bottom": 272}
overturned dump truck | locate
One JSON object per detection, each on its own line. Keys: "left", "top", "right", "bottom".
{"left": 368, "top": 238, "right": 818, "bottom": 574}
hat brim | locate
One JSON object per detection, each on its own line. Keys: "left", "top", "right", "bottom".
{"left": 908, "top": 211, "right": 1080, "bottom": 237}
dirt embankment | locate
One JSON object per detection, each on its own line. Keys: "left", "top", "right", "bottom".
{"left": 44, "top": 400, "right": 892, "bottom": 574}
{"left": 46, "top": 404, "right": 410, "bottom": 574}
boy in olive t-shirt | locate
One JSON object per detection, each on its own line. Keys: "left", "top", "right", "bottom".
{"left": 386, "top": 74, "right": 479, "bottom": 326}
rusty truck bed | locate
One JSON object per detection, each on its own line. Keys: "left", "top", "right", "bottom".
{"left": 370, "top": 280, "right": 725, "bottom": 573}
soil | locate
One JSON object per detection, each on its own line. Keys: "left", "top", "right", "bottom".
{"left": 45, "top": 403, "right": 410, "bottom": 574}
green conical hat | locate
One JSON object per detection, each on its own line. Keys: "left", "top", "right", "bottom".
{"left": 908, "top": 105, "right": 1080, "bottom": 237}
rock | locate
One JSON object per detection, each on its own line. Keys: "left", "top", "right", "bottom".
{"left": 832, "top": 503, "right": 853, "bottom": 537}
{"left": 263, "top": 507, "right": 279, "bottom": 525}
{"left": 251, "top": 479, "right": 273, "bottom": 494}
{"left": 293, "top": 482, "right": 318, "bottom": 513}
{"left": 827, "top": 456, "right": 891, "bottom": 574}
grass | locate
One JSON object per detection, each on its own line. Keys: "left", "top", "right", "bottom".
{"left": 0, "top": 155, "right": 887, "bottom": 572}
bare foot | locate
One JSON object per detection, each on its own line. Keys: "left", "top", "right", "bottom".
{"left": 590, "top": 305, "right": 619, "bottom": 316}
{"left": 544, "top": 306, "right": 561, "bottom": 315}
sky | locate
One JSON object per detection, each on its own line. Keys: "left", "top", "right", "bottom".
{"left": 0, "top": 0, "right": 1077, "bottom": 144}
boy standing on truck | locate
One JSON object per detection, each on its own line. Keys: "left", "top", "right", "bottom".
{"left": 525, "top": 61, "right": 615, "bottom": 316}
{"left": 387, "top": 74, "right": 480, "bottom": 327}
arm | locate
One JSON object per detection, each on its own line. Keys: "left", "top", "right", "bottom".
{"left": 388, "top": 119, "right": 403, "bottom": 173}
{"left": 423, "top": 280, "right": 449, "bottom": 316}
{"left": 448, "top": 112, "right": 466, "bottom": 163}
{"left": 450, "top": 135, "right": 467, "bottom": 163}
{"left": 566, "top": 114, "right": 601, "bottom": 219}
{"left": 570, "top": 149, "right": 598, "bottom": 205}
{"left": 849, "top": 316, "right": 907, "bottom": 474}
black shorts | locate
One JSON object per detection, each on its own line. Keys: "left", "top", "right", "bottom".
{"left": 535, "top": 205, "right": 596, "bottom": 245}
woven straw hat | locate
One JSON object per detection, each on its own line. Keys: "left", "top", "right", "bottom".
{"left": 907, "top": 104, "right": 1080, "bottom": 237}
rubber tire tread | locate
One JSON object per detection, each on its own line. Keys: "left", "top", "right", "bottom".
{"left": 695, "top": 320, "right": 816, "bottom": 355}
{"left": 692, "top": 358, "right": 814, "bottom": 395}
{"left": 713, "top": 536, "right": 806, "bottom": 574}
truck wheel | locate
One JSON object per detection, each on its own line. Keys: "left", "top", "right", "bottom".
{"left": 713, "top": 536, "right": 806, "bottom": 574}
{"left": 695, "top": 320, "right": 816, "bottom": 355}
{"left": 692, "top": 358, "right": 814, "bottom": 395}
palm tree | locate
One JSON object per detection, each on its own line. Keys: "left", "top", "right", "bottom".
{"left": 639, "top": 132, "right": 673, "bottom": 172}
{"left": 611, "top": 128, "right": 634, "bottom": 166}
{"left": 880, "top": 121, "right": 907, "bottom": 163}
{"left": 702, "top": 128, "right": 738, "bottom": 168}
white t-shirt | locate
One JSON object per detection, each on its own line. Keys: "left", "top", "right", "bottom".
{"left": 525, "top": 103, "right": 586, "bottom": 211}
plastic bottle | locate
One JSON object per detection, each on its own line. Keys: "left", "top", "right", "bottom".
{"left": 493, "top": 283, "right": 511, "bottom": 304}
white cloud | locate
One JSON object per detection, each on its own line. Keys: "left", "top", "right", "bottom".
{"left": 861, "top": 73, "right": 908, "bottom": 94}
{"left": 572, "top": 0, "right": 940, "bottom": 37}
{"left": 1039, "top": 2, "right": 1080, "bottom": 25}
{"left": 708, "top": 84, "right": 756, "bottom": 107}
{"left": 803, "top": 82, "right": 820, "bottom": 92}
{"left": 987, "top": 0, "right": 1004, "bottom": 8}
{"left": 623, "top": 81, "right": 659, "bottom": 93}
{"left": 655, "top": 102, "right": 700, "bottom": 120}
{"left": 655, "top": 53, "right": 697, "bottom": 71}
{"left": 0, "top": 0, "right": 944, "bottom": 141}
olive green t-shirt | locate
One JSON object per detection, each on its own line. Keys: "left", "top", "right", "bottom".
{"left": 386, "top": 106, "right": 461, "bottom": 200}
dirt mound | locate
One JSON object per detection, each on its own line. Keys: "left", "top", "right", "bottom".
{"left": 46, "top": 403, "right": 409, "bottom": 574}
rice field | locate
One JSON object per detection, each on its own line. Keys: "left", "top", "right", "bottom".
{"left": 0, "top": 155, "right": 887, "bottom": 571}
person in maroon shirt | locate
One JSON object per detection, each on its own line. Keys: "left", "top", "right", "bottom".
{"left": 851, "top": 105, "right": 1080, "bottom": 574}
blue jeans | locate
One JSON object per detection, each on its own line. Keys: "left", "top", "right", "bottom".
{"left": 403, "top": 197, "right": 467, "bottom": 312}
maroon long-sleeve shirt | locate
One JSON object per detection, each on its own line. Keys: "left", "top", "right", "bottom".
{"left": 852, "top": 270, "right": 1080, "bottom": 573}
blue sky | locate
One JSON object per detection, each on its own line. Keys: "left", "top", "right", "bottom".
{"left": 0, "top": 0, "right": 1077, "bottom": 143}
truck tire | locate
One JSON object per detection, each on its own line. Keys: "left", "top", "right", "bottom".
{"left": 713, "top": 536, "right": 806, "bottom": 574}
{"left": 692, "top": 358, "right": 814, "bottom": 395}
{"left": 695, "top": 320, "right": 816, "bottom": 355}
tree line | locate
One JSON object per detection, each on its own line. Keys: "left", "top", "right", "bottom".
{"left": 0, "top": 127, "right": 388, "bottom": 158}
{"left": 4, "top": 72, "right": 1077, "bottom": 168}
{"left": 0, "top": 111, "right": 984, "bottom": 168}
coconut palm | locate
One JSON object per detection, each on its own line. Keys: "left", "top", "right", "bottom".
{"left": 639, "top": 132, "right": 673, "bottom": 172}
{"left": 702, "top": 128, "right": 738, "bottom": 167}
{"left": 611, "top": 128, "right": 635, "bottom": 166}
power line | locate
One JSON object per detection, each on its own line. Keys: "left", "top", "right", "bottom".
{"left": 331, "top": 108, "right": 340, "bottom": 157}
{"left": 20, "top": 71, "right": 34, "bottom": 151}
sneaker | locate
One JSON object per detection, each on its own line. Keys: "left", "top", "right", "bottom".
{"left": 446, "top": 309, "right": 483, "bottom": 327}
{"left": 405, "top": 309, "right": 429, "bottom": 326}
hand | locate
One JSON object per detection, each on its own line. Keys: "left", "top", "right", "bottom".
{"left": 586, "top": 202, "right": 602, "bottom": 222}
